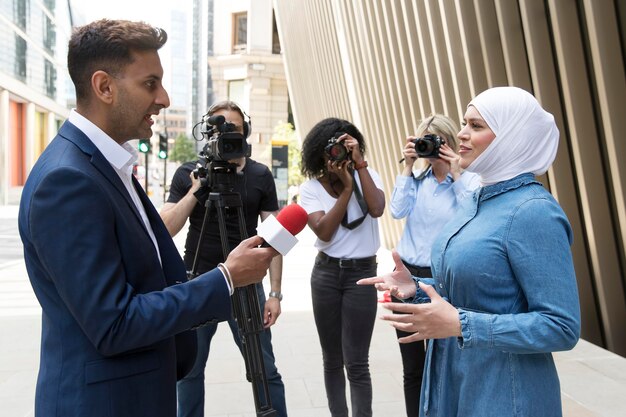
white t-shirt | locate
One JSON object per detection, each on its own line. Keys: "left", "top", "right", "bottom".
{"left": 299, "top": 168, "right": 383, "bottom": 258}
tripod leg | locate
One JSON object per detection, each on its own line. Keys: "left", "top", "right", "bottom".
{"left": 211, "top": 192, "right": 277, "bottom": 417}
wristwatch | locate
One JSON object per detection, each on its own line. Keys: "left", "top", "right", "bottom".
{"left": 354, "top": 160, "right": 368, "bottom": 170}
{"left": 269, "top": 291, "right": 283, "bottom": 301}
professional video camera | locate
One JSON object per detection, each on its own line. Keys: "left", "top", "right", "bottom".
{"left": 192, "top": 113, "right": 251, "bottom": 190}
{"left": 412, "top": 134, "right": 445, "bottom": 158}
{"left": 324, "top": 132, "right": 350, "bottom": 162}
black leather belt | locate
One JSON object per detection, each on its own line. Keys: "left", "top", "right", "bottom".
{"left": 317, "top": 252, "right": 377, "bottom": 269}
{"left": 402, "top": 261, "right": 432, "bottom": 278}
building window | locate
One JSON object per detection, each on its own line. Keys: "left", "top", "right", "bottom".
{"left": 43, "top": 15, "right": 56, "bottom": 54}
{"left": 232, "top": 12, "right": 247, "bottom": 54}
{"left": 14, "top": 0, "right": 28, "bottom": 30}
{"left": 45, "top": 58, "right": 57, "bottom": 98}
{"left": 14, "top": 35, "right": 27, "bottom": 81}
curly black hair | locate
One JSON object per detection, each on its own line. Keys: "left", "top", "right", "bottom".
{"left": 300, "top": 118, "right": 367, "bottom": 179}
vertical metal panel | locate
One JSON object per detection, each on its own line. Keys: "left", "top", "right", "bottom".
{"left": 473, "top": 0, "right": 508, "bottom": 86}
{"left": 494, "top": 0, "right": 532, "bottom": 89}
{"left": 412, "top": 1, "right": 444, "bottom": 111}
{"left": 422, "top": 0, "right": 457, "bottom": 116}
{"left": 582, "top": 0, "right": 626, "bottom": 284}
{"left": 437, "top": 0, "right": 472, "bottom": 122}
{"left": 388, "top": 1, "right": 422, "bottom": 133}
{"left": 548, "top": 0, "right": 626, "bottom": 354}
{"left": 400, "top": 0, "right": 429, "bottom": 119}
{"left": 455, "top": 0, "right": 489, "bottom": 98}
{"left": 519, "top": 0, "right": 603, "bottom": 347}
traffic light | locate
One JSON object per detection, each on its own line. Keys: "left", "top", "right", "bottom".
{"left": 138, "top": 139, "right": 150, "bottom": 153}
{"left": 158, "top": 133, "right": 168, "bottom": 159}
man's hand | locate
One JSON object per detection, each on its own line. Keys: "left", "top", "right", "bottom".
{"left": 224, "top": 236, "right": 278, "bottom": 288}
{"left": 263, "top": 297, "right": 281, "bottom": 328}
{"left": 188, "top": 171, "right": 202, "bottom": 194}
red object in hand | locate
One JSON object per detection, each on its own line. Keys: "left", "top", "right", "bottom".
{"left": 378, "top": 290, "right": 392, "bottom": 303}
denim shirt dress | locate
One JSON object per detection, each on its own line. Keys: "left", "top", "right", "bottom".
{"left": 413, "top": 173, "right": 581, "bottom": 417}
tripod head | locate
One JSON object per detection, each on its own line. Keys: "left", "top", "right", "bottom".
{"left": 193, "top": 158, "right": 241, "bottom": 193}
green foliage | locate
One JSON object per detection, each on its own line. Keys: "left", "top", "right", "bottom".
{"left": 169, "top": 133, "right": 198, "bottom": 163}
{"left": 272, "top": 122, "right": 304, "bottom": 186}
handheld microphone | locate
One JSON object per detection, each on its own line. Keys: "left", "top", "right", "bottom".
{"left": 257, "top": 203, "right": 308, "bottom": 256}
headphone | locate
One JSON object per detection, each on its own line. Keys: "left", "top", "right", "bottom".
{"left": 207, "top": 100, "right": 252, "bottom": 139}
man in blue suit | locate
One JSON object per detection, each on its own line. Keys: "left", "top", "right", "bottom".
{"left": 18, "top": 19, "right": 276, "bottom": 417}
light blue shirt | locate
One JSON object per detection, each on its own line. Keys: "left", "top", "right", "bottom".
{"left": 390, "top": 167, "right": 480, "bottom": 267}
{"left": 412, "top": 173, "right": 581, "bottom": 417}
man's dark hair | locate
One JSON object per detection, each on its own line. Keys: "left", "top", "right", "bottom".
{"left": 68, "top": 19, "right": 168, "bottom": 101}
{"left": 300, "top": 117, "right": 366, "bottom": 179}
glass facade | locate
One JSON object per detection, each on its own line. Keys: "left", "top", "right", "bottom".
{"left": 0, "top": 0, "right": 68, "bottom": 102}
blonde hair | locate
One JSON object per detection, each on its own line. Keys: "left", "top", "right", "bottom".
{"left": 416, "top": 114, "right": 459, "bottom": 151}
{"left": 414, "top": 114, "right": 459, "bottom": 171}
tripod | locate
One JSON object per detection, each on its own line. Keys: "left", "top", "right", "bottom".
{"left": 188, "top": 165, "right": 276, "bottom": 417}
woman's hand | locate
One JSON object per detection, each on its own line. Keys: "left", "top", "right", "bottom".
{"left": 327, "top": 158, "right": 353, "bottom": 189}
{"left": 400, "top": 137, "right": 418, "bottom": 176}
{"left": 381, "top": 283, "right": 462, "bottom": 343}
{"left": 338, "top": 133, "right": 364, "bottom": 165}
{"left": 438, "top": 143, "right": 462, "bottom": 181}
{"left": 357, "top": 250, "right": 416, "bottom": 299}
{"left": 403, "top": 137, "right": 418, "bottom": 166}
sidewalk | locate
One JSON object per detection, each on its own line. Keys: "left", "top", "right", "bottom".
{"left": 1, "top": 204, "right": 625, "bottom": 417}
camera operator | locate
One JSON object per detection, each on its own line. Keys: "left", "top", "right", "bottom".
{"left": 160, "top": 101, "right": 287, "bottom": 417}
{"left": 299, "top": 117, "right": 385, "bottom": 417}
{"left": 390, "top": 114, "right": 480, "bottom": 417}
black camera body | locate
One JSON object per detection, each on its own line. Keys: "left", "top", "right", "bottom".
{"left": 412, "top": 134, "right": 445, "bottom": 158}
{"left": 201, "top": 114, "right": 250, "bottom": 162}
{"left": 324, "top": 132, "right": 350, "bottom": 162}
{"left": 193, "top": 114, "right": 251, "bottom": 191}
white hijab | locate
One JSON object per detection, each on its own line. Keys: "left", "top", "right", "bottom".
{"left": 465, "top": 86, "right": 559, "bottom": 186}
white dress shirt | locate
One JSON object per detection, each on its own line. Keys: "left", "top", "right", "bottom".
{"left": 68, "top": 110, "right": 162, "bottom": 264}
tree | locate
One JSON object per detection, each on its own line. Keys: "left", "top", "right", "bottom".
{"left": 169, "top": 133, "right": 198, "bottom": 163}
{"left": 272, "top": 122, "right": 304, "bottom": 187}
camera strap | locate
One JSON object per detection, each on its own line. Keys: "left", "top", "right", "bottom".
{"left": 341, "top": 170, "right": 369, "bottom": 230}
{"left": 413, "top": 165, "right": 431, "bottom": 181}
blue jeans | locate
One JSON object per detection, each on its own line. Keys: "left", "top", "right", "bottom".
{"left": 311, "top": 253, "right": 378, "bottom": 417}
{"left": 177, "top": 283, "right": 287, "bottom": 417}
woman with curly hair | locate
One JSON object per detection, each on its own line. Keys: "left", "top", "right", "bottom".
{"left": 299, "top": 117, "right": 385, "bottom": 417}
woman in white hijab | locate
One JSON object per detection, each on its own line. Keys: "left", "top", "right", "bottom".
{"left": 359, "top": 87, "right": 581, "bottom": 417}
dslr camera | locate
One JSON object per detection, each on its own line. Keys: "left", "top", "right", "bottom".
{"left": 324, "top": 132, "right": 350, "bottom": 162}
{"left": 412, "top": 134, "right": 445, "bottom": 158}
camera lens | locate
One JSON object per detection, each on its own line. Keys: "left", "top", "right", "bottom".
{"left": 328, "top": 143, "right": 348, "bottom": 161}
{"left": 222, "top": 141, "right": 236, "bottom": 153}
{"left": 415, "top": 138, "right": 434, "bottom": 154}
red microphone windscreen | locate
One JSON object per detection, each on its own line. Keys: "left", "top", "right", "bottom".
{"left": 275, "top": 203, "right": 308, "bottom": 236}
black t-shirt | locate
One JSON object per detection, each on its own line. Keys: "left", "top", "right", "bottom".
{"left": 167, "top": 158, "right": 279, "bottom": 274}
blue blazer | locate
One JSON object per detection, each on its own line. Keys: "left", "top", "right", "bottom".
{"left": 18, "top": 121, "right": 232, "bottom": 417}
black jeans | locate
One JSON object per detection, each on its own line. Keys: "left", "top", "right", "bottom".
{"left": 311, "top": 252, "right": 378, "bottom": 417}
{"left": 393, "top": 262, "right": 430, "bottom": 417}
